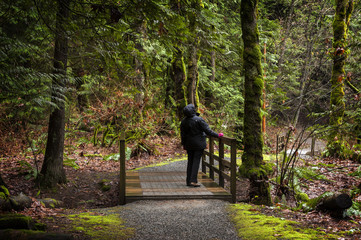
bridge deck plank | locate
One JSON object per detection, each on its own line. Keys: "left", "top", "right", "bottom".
{"left": 125, "top": 171, "right": 232, "bottom": 202}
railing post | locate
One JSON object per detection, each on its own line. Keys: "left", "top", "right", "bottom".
{"left": 219, "top": 138, "right": 224, "bottom": 188}
{"left": 201, "top": 153, "right": 206, "bottom": 174}
{"left": 230, "top": 139, "right": 237, "bottom": 203}
{"left": 209, "top": 137, "right": 215, "bottom": 180}
{"left": 119, "top": 131, "right": 126, "bottom": 205}
{"left": 202, "top": 137, "right": 207, "bottom": 174}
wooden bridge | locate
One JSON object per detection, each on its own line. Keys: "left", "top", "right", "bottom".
{"left": 119, "top": 134, "right": 238, "bottom": 204}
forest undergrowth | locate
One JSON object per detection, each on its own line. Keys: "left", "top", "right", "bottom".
{"left": 1, "top": 126, "right": 361, "bottom": 239}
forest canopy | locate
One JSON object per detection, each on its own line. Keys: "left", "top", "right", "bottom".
{"left": 1, "top": 0, "right": 361, "bottom": 204}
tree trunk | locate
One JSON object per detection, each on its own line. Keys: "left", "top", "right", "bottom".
{"left": 75, "top": 68, "right": 89, "bottom": 113}
{"left": 275, "top": 0, "right": 296, "bottom": 85}
{"left": 210, "top": 50, "right": 216, "bottom": 83}
{"left": 293, "top": 37, "right": 313, "bottom": 127}
{"left": 168, "top": 1, "right": 187, "bottom": 119}
{"left": 239, "top": 0, "right": 272, "bottom": 206}
{"left": 184, "top": 1, "right": 201, "bottom": 109}
{"left": 262, "top": 43, "right": 266, "bottom": 133}
{"left": 186, "top": 44, "right": 199, "bottom": 108}
{"left": 134, "top": 21, "right": 147, "bottom": 107}
{"left": 204, "top": 49, "right": 216, "bottom": 106}
{"left": 0, "top": 174, "right": 6, "bottom": 188}
{"left": 39, "top": 0, "right": 70, "bottom": 188}
{"left": 293, "top": 0, "right": 329, "bottom": 127}
{"left": 170, "top": 47, "right": 186, "bottom": 119}
{"left": 328, "top": 0, "right": 354, "bottom": 151}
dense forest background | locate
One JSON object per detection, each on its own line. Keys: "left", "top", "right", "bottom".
{"left": 2, "top": 0, "right": 361, "bottom": 152}
{"left": 1, "top": 0, "right": 361, "bottom": 229}
{"left": 2, "top": 0, "right": 361, "bottom": 138}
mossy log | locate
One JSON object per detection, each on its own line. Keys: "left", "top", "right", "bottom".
{"left": 37, "top": 198, "right": 63, "bottom": 208}
{"left": 303, "top": 192, "right": 352, "bottom": 215}
{"left": 0, "top": 229, "right": 73, "bottom": 240}
{"left": 0, "top": 214, "right": 72, "bottom": 239}
{"left": 1, "top": 192, "right": 32, "bottom": 211}
{"left": 0, "top": 198, "right": 12, "bottom": 211}
{"left": 0, "top": 214, "right": 34, "bottom": 230}
{"left": 319, "top": 193, "right": 352, "bottom": 210}
{"left": 10, "top": 193, "right": 32, "bottom": 211}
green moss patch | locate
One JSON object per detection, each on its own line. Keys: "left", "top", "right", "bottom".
{"left": 229, "top": 203, "right": 341, "bottom": 239}
{"left": 0, "top": 214, "right": 33, "bottom": 230}
{"left": 98, "top": 179, "right": 111, "bottom": 192}
{"left": 0, "top": 185, "right": 10, "bottom": 199}
{"left": 67, "top": 211, "right": 134, "bottom": 240}
{"left": 236, "top": 154, "right": 276, "bottom": 167}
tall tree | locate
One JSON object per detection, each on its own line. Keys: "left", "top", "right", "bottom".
{"left": 170, "top": 46, "right": 187, "bottom": 118}
{"left": 292, "top": 0, "right": 331, "bottom": 127}
{"left": 184, "top": 0, "right": 203, "bottom": 109}
{"left": 328, "top": 0, "right": 354, "bottom": 155}
{"left": 239, "top": 0, "right": 272, "bottom": 206}
{"left": 39, "top": 0, "right": 70, "bottom": 188}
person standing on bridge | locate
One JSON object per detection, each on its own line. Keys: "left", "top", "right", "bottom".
{"left": 180, "top": 104, "right": 223, "bottom": 187}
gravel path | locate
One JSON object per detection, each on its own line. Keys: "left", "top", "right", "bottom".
{"left": 120, "top": 160, "right": 242, "bottom": 240}
{"left": 119, "top": 199, "right": 241, "bottom": 240}
{"left": 138, "top": 159, "right": 189, "bottom": 172}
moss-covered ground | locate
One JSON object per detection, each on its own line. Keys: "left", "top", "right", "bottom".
{"left": 229, "top": 203, "right": 342, "bottom": 240}
{"left": 65, "top": 210, "right": 135, "bottom": 240}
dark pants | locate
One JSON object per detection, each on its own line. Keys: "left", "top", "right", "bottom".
{"left": 186, "top": 149, "right": 204, "bottom": 184}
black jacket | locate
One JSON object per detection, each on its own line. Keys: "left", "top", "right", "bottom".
{"left": 180, "top": 104, "right": 218, "bottom": 150}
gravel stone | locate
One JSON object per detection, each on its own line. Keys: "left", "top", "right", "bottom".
{"left": 120, "top": 159, "right": 241, "bottom": 240}
{"left": 120, "top": 200, "right": 241, "bottom": 240}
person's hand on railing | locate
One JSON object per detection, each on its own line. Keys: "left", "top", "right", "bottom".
{"left": 218, "top": 133, "right": 224, "bottom": 138}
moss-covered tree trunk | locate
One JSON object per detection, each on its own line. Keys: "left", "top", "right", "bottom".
{"left": 328, "top": 0, "right": 354, "bottom": 153}
{"left": 185, "top": 44, "right": 200, "bottom": 108}
{"left": 39, "top": 0, "right": 70, "bottom": 188}
{"left": 239, "top": 0, "right": 272, "bottom": 206}
{"left": 183, "top": 0, "right": 202, "bottom": 109}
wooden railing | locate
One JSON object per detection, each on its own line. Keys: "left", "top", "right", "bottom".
{"left": 201, "top": 136, "right": 237, "bottom": 203}
{"left": 119, "top": 133, "right": 238, "bottom": 204}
